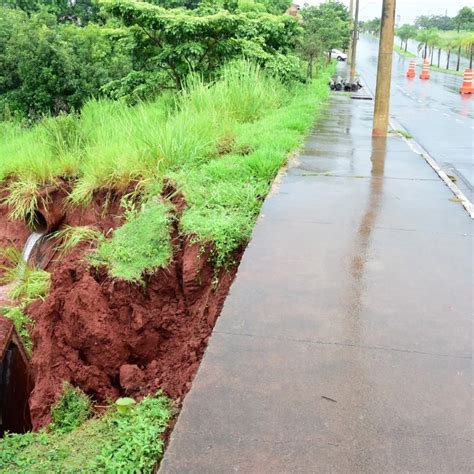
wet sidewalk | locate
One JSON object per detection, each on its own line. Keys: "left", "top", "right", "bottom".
{"left": 160, "top": 93, "right": 473, "bottom": 472}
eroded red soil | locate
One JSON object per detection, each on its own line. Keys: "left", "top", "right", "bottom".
{"left": 0, "top": 184, "right": 240, "bottom": 430}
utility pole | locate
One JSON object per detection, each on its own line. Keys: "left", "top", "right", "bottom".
{"left": 349, "top": 0, "right": 359, "bottom": 81}
{"left": 372, "top": 0, "right": 397, "bottom": 136}
{"left": 347, "top": 0, "right": 354, "bottom": 66}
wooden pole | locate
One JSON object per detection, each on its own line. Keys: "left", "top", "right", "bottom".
{"left": 348, "top": 0, "right": 354, "bottom": 66}
{"left": 372, "top": 0, "right": 397, "bottom": 136}
{"left": 349, "top": 0, "right": 360, "bottom": 81}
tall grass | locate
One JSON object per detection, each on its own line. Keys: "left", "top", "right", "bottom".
{"left": 1, "top": 61, "right": 334, "bottom": 279}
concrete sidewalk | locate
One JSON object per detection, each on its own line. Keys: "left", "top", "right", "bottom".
{"left": 160, "top": 93, "right": 473, "bottom": 472}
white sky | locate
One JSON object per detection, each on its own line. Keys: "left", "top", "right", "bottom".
{"left": 299, "top": 0, "right": 473, "bottom": 24}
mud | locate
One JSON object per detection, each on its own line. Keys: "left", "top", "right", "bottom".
{"left": 0, "top": 182, "right": 241, "bottom": 430}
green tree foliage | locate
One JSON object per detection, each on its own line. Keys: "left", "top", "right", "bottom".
{"left": 0, "top": 0, "right": 101, "bottom": 23}
{"left": 396, "top": 24, "right": 417, "bottom": 51}
{"left": 414, "top": 15, "right": 454, "bottom": 31}
{"left": 360, "top": 17, "right": 380, "bottom": 35}
{"left": 105, "top": 0, "right": 302, "bottom": 90}
{"left": 300, "top": 1, "right": 350, "bottom": 66}
{"left": 454, "top": 6, "right": 474, "bottom": 32}
{"left": 0, "top": 7, "right": 133, "bottom": 118}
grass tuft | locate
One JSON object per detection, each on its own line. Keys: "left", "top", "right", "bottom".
{"left": 92, "top": 200, "right": 172, "bottom": 282}
{"left": 52, "top": 225, "right": 104, "bottom": 255}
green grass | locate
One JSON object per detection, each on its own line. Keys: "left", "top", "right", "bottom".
{"left": 394, "top": 44, "right": 416, "bottom": 58}
{"left": 1, "top": 61, "right": 335, "bottom": 280}
{"left": 0, "top": 305, "right": 34, "bottom": 353}
{"left": 429, "top": 64, "right": 464, "bottom": 76}
{"left": 0, "top": 391, "right": 171, "bottom": 473}
{"left": 92, "top": 199, "right": 172, "bottom": 282}
{"left": 51, "top": 225, "right": 105, "bottom": 255}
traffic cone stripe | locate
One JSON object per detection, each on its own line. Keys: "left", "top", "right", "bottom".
{"left": 460, "top": 68, "right": 474, "bottom": 95}
{"left": 420, "top": 59, "right": 430, "bottom": 80}
{"left": 406, "top": 59, "right": 416, "bottom": 78}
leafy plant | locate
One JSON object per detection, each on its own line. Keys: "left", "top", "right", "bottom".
{"left": 0, "top": 305, "right": 34, "bottom": 354}
{"left": 0, "top": 393, "right": 171, "bottom": 473}
{"left": 93, "top": 200, "right": 172, "bottom": 282}
{"left": 115, "top": 397, "right": 136, "bottom": 415}
{"left": 50, "top": 383, "right": 92, "bottom": 434}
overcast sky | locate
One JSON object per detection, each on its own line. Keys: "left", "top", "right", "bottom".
{"left": 300, "top": 0, "right": 472, "bottom": 24}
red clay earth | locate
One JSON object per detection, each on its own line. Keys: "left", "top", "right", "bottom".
{"left": 0, "top": 183, "right": 241, "bottom": 430}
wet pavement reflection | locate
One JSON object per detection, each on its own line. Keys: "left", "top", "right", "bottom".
{"left": 357, "top": 35, "right": 473, "bottom": 201}
{"left": 161, "top": 81, "right": 473, "bottom": 474}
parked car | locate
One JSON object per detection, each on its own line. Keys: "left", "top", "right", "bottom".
{"left": 331, "top": 49, "right": 347, "bottom": 61}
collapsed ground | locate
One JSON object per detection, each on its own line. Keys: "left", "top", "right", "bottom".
{"left": 0, "top": 62, "right": 333, "bottom": 471}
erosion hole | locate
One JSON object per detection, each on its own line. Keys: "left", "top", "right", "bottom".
{"left": 26, "top": 210, "right": 48, "bottom": 233}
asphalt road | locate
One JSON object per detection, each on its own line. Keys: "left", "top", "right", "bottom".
{"left": 356, "top": 35, "right": 473, "bottom": 202}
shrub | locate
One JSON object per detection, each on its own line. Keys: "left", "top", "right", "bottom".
{"left": 50, "top": 384, "right": 92, "bottom": 434}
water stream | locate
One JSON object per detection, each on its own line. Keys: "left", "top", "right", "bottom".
{"left": 21, "top": 232, "right": 45, "bottom": 264}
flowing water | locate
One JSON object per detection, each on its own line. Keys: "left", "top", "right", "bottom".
{"left": 21, "top": 232, "right": 45, "bottom": 264}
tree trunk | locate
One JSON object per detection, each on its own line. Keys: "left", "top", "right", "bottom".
{"left": 456, "top": 46, "right": 461, "bottom": 71}
{"left": 424, "top": 43, "right": 427, "bottom": 59}
{"left": 446, "top": 49, "right": 451, "bottom": 69}
{"left": 400, "top": 37, "right": 403, "bottom": 48}
{"left": 404, "top": 40, "right": 408, "bottom": 52}
{"left": 430, "top": 47, "right": 434, "bottom": 65}
{"left": 437, "top": 48, "right": 441, "bottom": 68}
{"left": 470, "top": 45, "right": 473, "bottom": 69}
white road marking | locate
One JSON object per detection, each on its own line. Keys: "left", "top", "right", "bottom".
{"left": 455, "top": 119, "right": 463, "bottom": 124}
{"left": 443, "top": 113, "right": 449, "bottom": 117}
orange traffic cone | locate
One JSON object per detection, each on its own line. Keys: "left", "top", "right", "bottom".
{"left": 460, "top": 68, "right": 474, "bottom": 95}
{"left": 406, "top": 59, "right": 416, "bottom": 78}
{"left": 420, "top": 59, "right": 430, "bottom": 80}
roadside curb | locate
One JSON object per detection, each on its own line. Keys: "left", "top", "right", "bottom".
{"left": 359, "top": 74, "right": 473, "bottom": 219}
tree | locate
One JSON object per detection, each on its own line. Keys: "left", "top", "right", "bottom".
{"left": 301, "top": 1, "right": 350, "bottom": 59}
{"left": 414, "top": 15, "right": 454, "bottom": 31}
{"left": 396, "top": 24, "right": 416, "bottom": 51}
{"left": 105, "top": 0, "right": 302, "bottom": 89}
{"left": 360, "top": 18, "right": 381, "bottom": 36}
{"left": 454, "top": 6, "right": 474, "bottom": 32}
{"left": 416, "top": 28, "right": 438, "bottom": 60}
{"left": 461, "top": 32, "right": 474, "bottom": 68}
{"left": 426, "top": 29, "right": 440, "bottom": 65}
{"left": 0, "top": 7, "right": 133, "bottom": 118}
{"left": 298, "top": 31, "right": 323, "bottom": 80}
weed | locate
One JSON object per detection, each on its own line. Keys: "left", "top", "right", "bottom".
{"left": 390, "top": 129, "right": 413, "bottom": 139}
{"left": 0, "top": 246, "right": 51, "bottom": 304}
{"left": 50, "top": 383, "right": 92, "bottom": 434}
{"left": 8, "top": 267, "right": 50, "bottom": 305}
{"left": 52, "top": 225, "right": 104, "bottom": 255}
{"left": 92, "top": 200, "right": 172, "bottom": 282}
{"left": 1, "top": 179, "right": 41, "bottom": 227}
{"left": 0, "top": 393, "right": 171, "bottom": 473}
{"left": 0, "top": 305, "right": 33, "bottom": 354}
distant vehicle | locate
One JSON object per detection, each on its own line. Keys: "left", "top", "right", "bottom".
{"left": 331, "top": 49, "right": 347, "bottom": 61}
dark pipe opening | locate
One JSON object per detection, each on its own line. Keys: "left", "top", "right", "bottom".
{"left": 26, "top": 210, "right": 48, "bottom": 233}
{"left": 0, "top": 318, "right": 32, "bottom": 437}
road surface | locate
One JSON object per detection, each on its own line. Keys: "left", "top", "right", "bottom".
{"left": 356, "top": 35, "right": 473, "bottom": 202}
